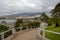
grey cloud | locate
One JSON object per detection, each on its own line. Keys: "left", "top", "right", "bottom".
{"left": 0, "top": 0, "right": 60, "bottom": 16}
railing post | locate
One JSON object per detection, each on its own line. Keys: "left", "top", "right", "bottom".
{"left": 31, "top": 26, "right": 32, "bottom": 29}
{"left": 37, "top": 28, "right": 40, "bottom": 35}
{"left": 1, "top": 33, "right": 4, "bottom": 40}
{"left": 20, "top": 27, "right": 22, "bottom": 31}
{"left": 42, "top": 29, "right": 45, "bottom": 40}
{"left": 34, "top": 26, "right": 35, "bottom": 29}
{"left": 12, "top": 28, "right": 16, "bottom": 34}
{"left": 26, "top": 26, "right": 28, "bottom": 30}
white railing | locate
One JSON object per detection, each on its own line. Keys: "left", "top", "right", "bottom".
{"left": 0, "top": 29, "right": 12, "bottom": 40}
{"left": 0, "top": 26, "right": 37, "bottom": 40}
{"left": 38, "top": 28, "right": 60, "bottom": 40}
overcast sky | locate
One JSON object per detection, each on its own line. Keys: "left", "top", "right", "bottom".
{"left": 0, "top": 0, "right": 60, "bottom": 16}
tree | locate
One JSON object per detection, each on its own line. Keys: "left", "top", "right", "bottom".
{"left": 33, "top": 21, "right": 40, "bottom": 28}
{"left": 52, "top": 3, "right": 60, "bottom": 17}
{"left": 53, "top": 3, "right": 60, "bottom": 13}
{"left": 15, "top": 19, "right": 23, "bottom": 28}
{"left": 52, "top": 3, "right": 60, "bottom": 27}
{"left": 27, "top": 21, "right": 40, "bottom": 28}
{"left": 40, "top": 12, "right": 49, "bottom": 22}
{"left": 47, "top": 18, "right": 52, "bottom": 26}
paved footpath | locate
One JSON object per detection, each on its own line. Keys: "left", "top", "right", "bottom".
{"left": 12, "top": 29, "right": 39, "bottom": 40}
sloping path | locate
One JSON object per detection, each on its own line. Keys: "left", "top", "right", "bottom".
{"left": 12, "top": 29, "right": 39, "bottom": 40}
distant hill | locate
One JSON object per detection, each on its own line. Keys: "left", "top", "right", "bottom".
{"left": 53, "top": 3, "right": 60, "bottom": 13}
{"left": 7, "top": 12, "right": 42, "bottom": 17}
{"left": 52, "top": 3, "right": 60, "bottom": 17}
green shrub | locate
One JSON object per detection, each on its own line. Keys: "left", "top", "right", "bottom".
{"left": 0, "top": 25, "right": 9, "bottom": 33}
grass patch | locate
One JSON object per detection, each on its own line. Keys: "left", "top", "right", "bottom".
{"left": 45, "top": 25, "right": 60, "bottom": 40}
{"left": 45, "top": 32, "right": 60, "bottom": 40}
